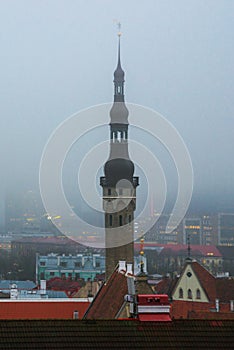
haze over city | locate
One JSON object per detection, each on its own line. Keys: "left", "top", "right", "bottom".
{"left": 0, "top": 0, "right": 234, "bottom": 227}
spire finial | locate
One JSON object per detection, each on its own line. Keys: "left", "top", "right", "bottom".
{"left": 116, "top": 22, "right": 121, "bottom": 66}
{"left": 117, "top": 22, "right": 122, "bottom": 37}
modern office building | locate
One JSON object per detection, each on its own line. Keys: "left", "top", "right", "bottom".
{"left": 218, "top": 213, "right": 234, "bottom": 246}
{"left": 183, "top": 218, "right": 202, "bottom": 245}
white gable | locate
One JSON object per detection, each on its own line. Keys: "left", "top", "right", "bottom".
{"left": 172, "top": 263, "right": 209, "bottom": 302}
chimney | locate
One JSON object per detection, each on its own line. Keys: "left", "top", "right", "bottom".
{"left": 73, "top": 310, "right": 79, "bottom": 319}
{"left": 40, "top": 280, "right": 46, "bottom": 295}
{"left": 215, "top": 299, "right": 220, "bottom": 312}
{"left": 10, "top": 284, "right": 18, "bottom": 300}
{"left": 137, "top": 294, "right": 172, "bottom": 322}
{"left": 118, "top": 260, "right": 126, "bottom": 272}
{"left": 230, "top": 300, "right": 234, "bottom": 312}
{"left": 126, "top": 263, "right": 133, "bottom": 275}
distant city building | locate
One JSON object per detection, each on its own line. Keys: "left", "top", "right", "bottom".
{"left": 11, "top": 237, "right": 88, "bottom": 257}
{"left": 0, "top": 234, "right": 12, "bottom": 250}
{"left": 183, "top": 218, "right": 202, "bottom": 245}
{"left": 218, "top": 213, "right": 234, "bottom": 246}
{"left": 134, "top": 243, "right": 223, "bottom": 276}
{"left": 5, "top": 189, "right": 60, "bottom": 236}
{"left": 201, "top": 215, "right": 213, "bottom": 245}
{"left": 5, "top": 190, "right": 42, "bottom": 233}
{"left": 144, "top": 214, "right": 180, "bottom": 244}
{"left": 36, "top": 253, "right": 105, "bottom": 283}
{"left": 36, "top": 252, "right": 147, "bottom": 283}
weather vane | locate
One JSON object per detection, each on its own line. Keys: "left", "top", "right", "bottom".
{"left": 113, "top": 19, "right": 122, "bottom": 37}
{"left": 117, "top": 22, "right": 121, "bottom": 36}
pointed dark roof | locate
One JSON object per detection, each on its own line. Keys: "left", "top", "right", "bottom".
{"left": 191, "top": 261, "right": 216, "bottom": 301}
{"left": 113, "top": 35, "right": 125, "bottom": 83}
{"left": 84, "top": 269, "right": 128, "bottom": 319}
{"left": 84, "top": 266, "right": 154, "bottom": 319}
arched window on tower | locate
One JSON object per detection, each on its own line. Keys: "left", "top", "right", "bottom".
{"left": 179, "top": 288, "right": 183, "bottom": 299}
{"left": 119, "top": 215, "right": 123, "bottom": 226}
{"left": 109, "top": 215, "right": 113, "bottom": 227}
{"left": 187, "top": 289, "right": 192, "bottom": 299}
{"left": 196, "top": 289, "right": 201, "bottom": 299}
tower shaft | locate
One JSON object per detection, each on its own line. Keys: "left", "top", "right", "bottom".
{"left": 100, "top": 34, "right": 139, "bottom": 280}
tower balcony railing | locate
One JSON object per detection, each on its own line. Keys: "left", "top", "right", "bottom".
{"left": 100, "top": 176, "right": 139, "bottom": 187}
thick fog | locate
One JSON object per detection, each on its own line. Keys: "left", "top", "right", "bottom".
{"left": 0, "top": 0, "right": 234, "bottom": 226}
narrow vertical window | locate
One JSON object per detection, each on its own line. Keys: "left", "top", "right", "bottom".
{"left": 196, "top": 289, "right": 201, "bottom": 299}
{"left": 119, "top": 215, "right": 123, "bottom": 226}
{"left": 128, "top": 215, "right": 132, "bottom": 223}
{"left": 108, "top": 189, "right": 111, "bottom": 196}
{"left": 188, "top": 289, "right": 192, "bottom": 299}
{"left": 109, "top": 215, "right": 112, "bottom": 226}
{"left": 179, "top": 288, "right": 183, "bottom": 298}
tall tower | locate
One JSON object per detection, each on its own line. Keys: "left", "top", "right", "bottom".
{"left": 100, "top": 32, "right": 139, "bottom": 279}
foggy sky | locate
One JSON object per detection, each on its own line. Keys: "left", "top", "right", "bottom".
{"left": 0, "top": 0, "right": 234, "bottom": 222}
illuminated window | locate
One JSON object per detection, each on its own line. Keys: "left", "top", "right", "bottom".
{"left": 179, "top": 288, "right": 183, "bottom": 298}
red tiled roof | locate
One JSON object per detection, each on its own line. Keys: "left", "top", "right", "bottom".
{"left": 0, "top": 300, "right": 90, "bottom": 319}
{"left": 172, "top": 300, "right": 234, "bottom": 320}
{"left": 134, "top": 243, "right": 222, "bottom": 257}
{"left": 46, "top": 277, "right": 83, "bottom": 295}
{"left": 154, "top": 277, "right": 177, "bottom": 297}
{"left": 12, "top": 237, "right": 73, "bottom": 244}
{"left": 138, "top": 314, "right": 171, "bottom": 321}
{"left": 84, "top": 270, "right": 128, "bottom": 319}
{"left": 216, "top": 278, "right": 234, "bottom": 302}
{"left": 191, "top": 261, "right": 216, "bottom": 301}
